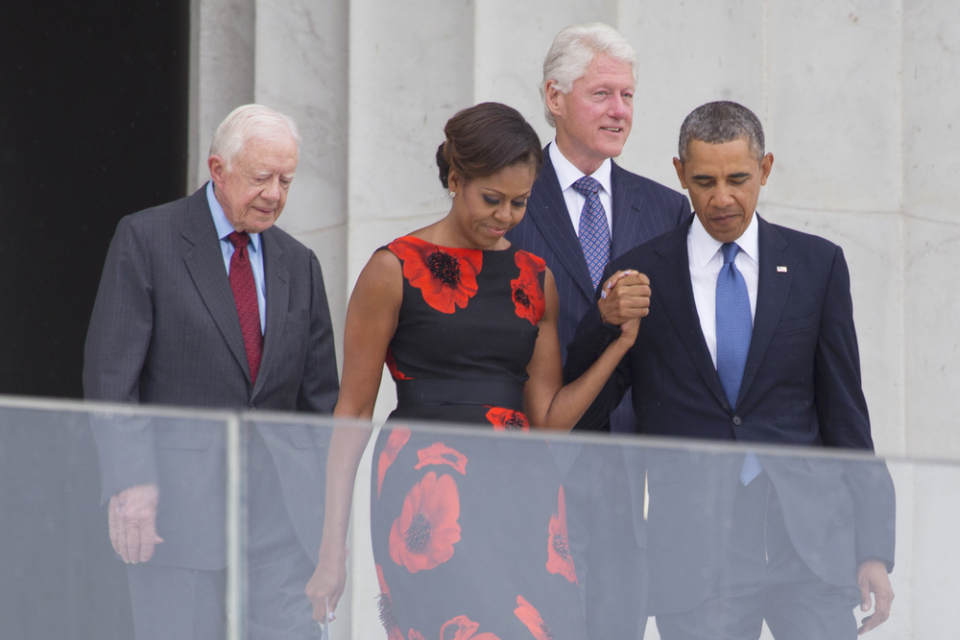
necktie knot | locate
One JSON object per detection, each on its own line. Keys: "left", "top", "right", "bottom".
{"left": 228, "top": 231, "right": 250, "bottom": 250}
{"left": 721, "top": 242, "right": 740, "bottom": 265}
{"left": 572, "top": 175, "right": 601, "bottom": 197}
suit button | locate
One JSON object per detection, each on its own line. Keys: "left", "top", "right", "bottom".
{"left": 732, "top": 415, "right": 742, "bottom": 426}
{"left": 248, "top": 404, "right": 257, "bottom": 410}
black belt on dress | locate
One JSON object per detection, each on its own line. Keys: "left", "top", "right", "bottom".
{"left": 395, "top": 379, "right": 524, "bottom": 412}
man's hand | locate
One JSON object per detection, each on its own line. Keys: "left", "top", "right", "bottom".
{"left": 857, "top": 559, "right": 894, "bottom": 634}
{"left": 108, "top": 483, "right": 163, "bottom": 563}
{"left": 598, "top": 270, "right": 651, "bottom": 327}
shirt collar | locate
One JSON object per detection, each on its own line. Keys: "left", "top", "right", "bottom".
{"left": 549, "top": 140, "right": 613, "bottom": 197}
{"left": 206, "top": 181, "right": 261, "bottom": 254}
{"left": 689, "top": 211, "right": 760, "bottom": 268}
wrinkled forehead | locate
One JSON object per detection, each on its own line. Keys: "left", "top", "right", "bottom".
{"left": 236, "top": 133, "right": 299, "bottom": 169}
{"left": 578, "top": 53, "right": 635, "bottom": 85}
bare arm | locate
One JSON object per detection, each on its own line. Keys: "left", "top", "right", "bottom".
{"left": 523, "top": 269, "right": 644, "bottom": 431}
{"left": 306, "top": 249, "right": 402, "bottom": 620}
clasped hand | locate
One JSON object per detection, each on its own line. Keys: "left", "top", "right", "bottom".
{"left": 598, "top": 270, "right": 651, "bottom": 334}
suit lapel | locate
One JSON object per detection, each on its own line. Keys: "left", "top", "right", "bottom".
{"left": 651, "top": 224, "right": 730, "bottom": 410}
{"left": 254, "top": 230, "right": 289, "bottom": 399}
{"left": 527, "top": 146, "right": 596, "bottom": 299}
{"left": 610, "top": 162, "right": 644, "bottom": 259}
{"left": 739, "top": 216, "right": 792, "bottom": 406}
{"left": 181, "top": 188, "right": 252, "bottom": 385}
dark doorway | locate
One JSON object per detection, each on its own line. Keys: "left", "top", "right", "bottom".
{"left": 0, "top": 2, "right": 191, "bottom": 638}
{"left": 1, "top": 0, "right": 191, "bottom": 399}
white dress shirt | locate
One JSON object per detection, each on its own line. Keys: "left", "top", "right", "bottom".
{"left": 687, "top": 213, "right": 760, "bottom": 368}
{"left": 549, "top": 140, "right": 613, "bottom": 235}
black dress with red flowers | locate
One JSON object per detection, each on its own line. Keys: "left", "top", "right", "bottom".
{"left": 370, "top": 236, "right": 585, "bottom": 640}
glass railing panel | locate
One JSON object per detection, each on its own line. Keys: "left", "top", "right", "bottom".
{"left": 244, "top": 414, "right": 941, "bottom": 640}
{"left": 3, "top": 396, "right": 949, "bottom": 640}
{"left": 0, "top": 397, "right": 234, "bottom": 640}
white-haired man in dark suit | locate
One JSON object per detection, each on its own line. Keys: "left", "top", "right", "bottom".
{"left": 506, "top": 22, "right": 690, "bottom": 640}
{"left": 84, "top": 104, "right": 339, "bottom": 639}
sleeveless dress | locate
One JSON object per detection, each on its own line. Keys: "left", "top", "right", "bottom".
{"left": 370, "top": 236, "right": 585, "bottom": 640}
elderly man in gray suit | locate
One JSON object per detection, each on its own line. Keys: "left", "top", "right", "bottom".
{"left": 84, "top": 104, "right": 339, "bottom": 639}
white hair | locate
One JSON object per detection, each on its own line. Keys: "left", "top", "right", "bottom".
{"left": 208, "top": 104, "right": 301, "bottom": 167}
{"left": 540, "top": 23, "right": 639, "bottom": 127}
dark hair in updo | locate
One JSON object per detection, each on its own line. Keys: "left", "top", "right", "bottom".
{"left": 436, "top": 102, "right": 543, "bottom": 189}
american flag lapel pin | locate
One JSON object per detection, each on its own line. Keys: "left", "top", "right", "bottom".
{"left": 777, "top": 265, "right": 788, "bottom": 273}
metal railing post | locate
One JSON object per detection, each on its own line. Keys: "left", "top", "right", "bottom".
{"left": 225, "top": 414, "right": 247, "bottom": 640}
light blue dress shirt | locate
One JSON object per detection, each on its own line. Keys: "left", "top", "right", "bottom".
{"left": 206, "top": 181, "right": 267, "bottom": 332}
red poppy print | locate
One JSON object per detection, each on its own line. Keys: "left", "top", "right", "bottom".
{"left": 376, "top": 564, "right": 403, "bottom": 640}
{"left": 511, "top": 251, "right": 546, "bottom": 325}
{"left": 546, "top": 486, "right": 577, "bottom": 584}
{"left": 439, "top": 615, "right": 502, "bottom": 640}
{"left": 378, "top": 427, "right": 411, "bottom": 498}
{"left": 414, "top": 442, "right": 468, "bottom": 475}
{"left": 514, "top": 595, "right": 553, "bottom": 640}
{"left": 485, "top": 407, "right": 530, "bottom": 432}
{"left": 408, "top": 631, "right": 426, "bottom": 640}
{"left": 388, "top": 236, "right": 482, "bottom": 314}
{"left": 389, "top": 472, "right": 461, "bottom": 573}
{"left": 385, "top": 347, "right": 413, "bottom": 381}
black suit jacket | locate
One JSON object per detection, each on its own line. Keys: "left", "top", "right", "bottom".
{"left": 565, "top": 214, "right": 895, "bottom": 613}
{"left": 83, "top": 185, "right": 339, "bottom": 569}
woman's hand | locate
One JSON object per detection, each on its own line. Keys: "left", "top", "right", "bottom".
{"left": 305, "top": 541, "right": 348, "bottom": 622}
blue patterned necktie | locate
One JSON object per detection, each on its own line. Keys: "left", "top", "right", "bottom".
{"left": 715, "top": 242, "right": 761, "bottom": 484}
{"left": 572, "top": 176, "right": 610, "bottom": 290}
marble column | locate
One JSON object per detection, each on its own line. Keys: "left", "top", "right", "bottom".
{"left": 188, "top": 0, "right": 256, "bottom": 191}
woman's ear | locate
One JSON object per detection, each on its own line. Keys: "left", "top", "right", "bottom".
{"left": 448, "top": 170, "right": 463, "bottom": 193}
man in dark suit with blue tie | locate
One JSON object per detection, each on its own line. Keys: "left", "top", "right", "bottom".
{"left": 506, "top": 22, "right": 690, "bottom": 640}
{"left": 84, "top": 104, "right": 339, "bottom": 639}
{"left": 565, "top": 101, "right": 895, "bottom": 639}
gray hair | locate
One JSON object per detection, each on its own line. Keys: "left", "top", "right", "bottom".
{"left": 678, "top": 101, "right": 765, "bottom": 164}
{"left": 208, "top": 104, "right": 301, "bottom": 167}
{"left": 541, "top": 23, "right": 639, "bottom": 127}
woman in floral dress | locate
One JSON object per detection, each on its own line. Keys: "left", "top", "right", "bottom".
{"left": 306, "top": 103, "right": 639, "bottom": 640}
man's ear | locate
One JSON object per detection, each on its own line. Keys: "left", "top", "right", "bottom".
{"left": 544, "top": 81, "right": 564, "bottom": 119}
{"left": 208, "top": 155, "right": 226, "bottom": 187}
{"left": 759, "top": 152, "right": 774, "bottom": 186}
{"left": 672, "top": 157, "right": 689, "bottom": 190}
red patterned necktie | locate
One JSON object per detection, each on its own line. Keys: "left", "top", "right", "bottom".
{"left": 228, "top": 231, "right": 263, "bottom": 385}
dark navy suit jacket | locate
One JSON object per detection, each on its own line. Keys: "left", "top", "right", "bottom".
{"left": 564, "top": 214, "right": 896, "bottom": 613}
{"left": 507, "top": 145, "right": 689, "bottom": 638}
{"left": 507, "top": 143, "right": 690, "bottom": 369}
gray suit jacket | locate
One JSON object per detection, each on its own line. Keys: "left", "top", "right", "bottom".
{"left": 84, "top": 185, "right": 339, "bottom": 570}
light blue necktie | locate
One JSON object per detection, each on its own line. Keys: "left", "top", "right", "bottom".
{"left": 715, "top": 243, "right": 761, "bottom": 485}
{"left": 572, "top": 176, "right": 610, "bottom": 290}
